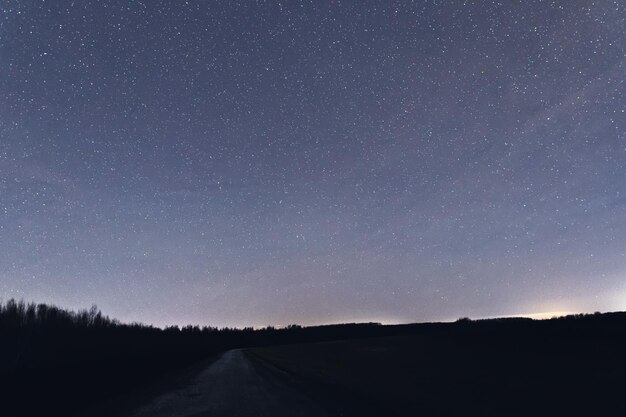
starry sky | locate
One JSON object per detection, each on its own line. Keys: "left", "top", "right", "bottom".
{"left": 1, "top": 1, "right": 625, "bottom": 328}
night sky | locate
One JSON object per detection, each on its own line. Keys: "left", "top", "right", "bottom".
{"left": 1, "top": 1, "right": 625, "bottom": 328}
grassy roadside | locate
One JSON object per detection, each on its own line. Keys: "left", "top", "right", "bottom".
{"left": 245, "top": 346, "right": 386, "bottom": 417}
{"left": 249, "top": 336, "right": 439, "bottom": 416}
{"left": 79, "top": 352, "right": 224, "bottom": 417}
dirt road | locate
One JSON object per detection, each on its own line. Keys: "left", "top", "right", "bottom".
{"left": 131, "top": 349, "right": 332, "bottom": 417}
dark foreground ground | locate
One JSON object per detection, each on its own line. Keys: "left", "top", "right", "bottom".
{"left": 252, "top": 320, "right": 626, "bottom": 417}
{"left": 4, "top": 300, "right": 626, "bottom": 416}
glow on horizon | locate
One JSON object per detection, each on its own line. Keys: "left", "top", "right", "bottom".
{"left": 500, "top": 311, "right": 578, "bottom": 320}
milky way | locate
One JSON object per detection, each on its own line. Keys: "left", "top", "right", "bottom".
{"left": 1, "top": 1, "right": 625, "bottom": 327}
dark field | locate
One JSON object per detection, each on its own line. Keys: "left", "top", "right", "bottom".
{"left": 252, "top": 316, "right": 626, "bottom": 417}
